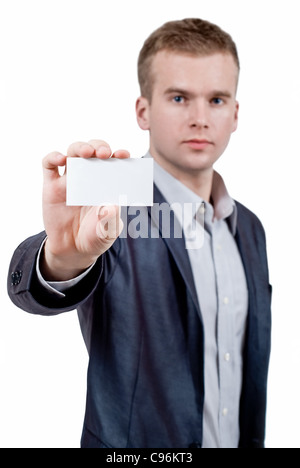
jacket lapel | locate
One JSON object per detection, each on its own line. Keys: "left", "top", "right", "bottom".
{"left": 148, "top": 184, "right": 200, "bottom": 314}
{"left": 234, "top": 214, "right": 259, "bottom": 319}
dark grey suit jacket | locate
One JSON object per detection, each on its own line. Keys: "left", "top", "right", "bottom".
{"left": 8, "top": 186, "right": 272, "bottom": 448}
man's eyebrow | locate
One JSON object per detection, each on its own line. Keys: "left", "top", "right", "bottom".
{"left": 210, "top": 90, "right": 233, "bottom": 98}
{"left": 164, "top": 87, "right": 194, "bottom": 97}
{"left": 164, "top": 87, "right": 233, "bottom": 98}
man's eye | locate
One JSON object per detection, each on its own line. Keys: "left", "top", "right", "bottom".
{"left": 212, "top": 97, "right": 224, "bottom": 105}
{"left": 173, "top": 96, "right": 184, "bottom": 103}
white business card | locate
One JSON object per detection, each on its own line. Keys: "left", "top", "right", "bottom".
{"left": 66, "top": 157, "right": 154, "bottom": 206}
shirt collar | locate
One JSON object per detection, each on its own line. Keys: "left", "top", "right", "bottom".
{"left": 145, "top": 152, "right": 237, "bottom": 235}
{"left": 211, "top": 171, "right": 237, "bottom": 235}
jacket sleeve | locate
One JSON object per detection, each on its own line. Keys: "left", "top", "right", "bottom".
{"left": 7, "top": 231, "right": 103, "bottom": 316}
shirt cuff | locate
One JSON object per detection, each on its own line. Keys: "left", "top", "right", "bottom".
{"left": 36, "top": 238, "right": 96, "bottom": 298}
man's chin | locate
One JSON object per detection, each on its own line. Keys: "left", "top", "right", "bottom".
{"left": 152, "top": 151, "right": 219, "bottom": 175}
{"left": 179, "top": 153, "right": 218, "bottom": 172}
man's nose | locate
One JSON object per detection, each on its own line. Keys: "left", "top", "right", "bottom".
{"left": 189, "top": 100, "right": 209, "bottom": 128}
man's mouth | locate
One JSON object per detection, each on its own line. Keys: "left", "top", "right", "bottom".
{"left": 183, "top": 139, "right": 213, "bottom": 150}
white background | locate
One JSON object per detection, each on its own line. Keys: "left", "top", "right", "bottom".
{"left": 0, "top": 0, "right": 299, "bottom": 448}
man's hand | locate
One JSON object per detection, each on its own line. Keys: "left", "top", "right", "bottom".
{"left": 41, "top": 139, "right": 130, "bottom": 281}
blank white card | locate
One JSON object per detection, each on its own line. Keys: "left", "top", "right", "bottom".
{"left": 66, "top": 157, "right": 154, "bottom": 206}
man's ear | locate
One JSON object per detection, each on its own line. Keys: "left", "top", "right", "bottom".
{"left": 232, "top": 100, "right": 239, "bottom": 133}
{"left": 136, "top": 96, "right": 150, "bottom": 130}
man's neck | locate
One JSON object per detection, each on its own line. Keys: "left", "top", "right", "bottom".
{"left": 173, "top": 169, "right": 214, "bottom": 202}
{"left": 152, "top": 155, "right": 214, "bottom": 202}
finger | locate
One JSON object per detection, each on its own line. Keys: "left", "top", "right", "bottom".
{"left": 43, "top": 152, "right": 67, "bottom": 181}
{"left": 67, "top": 140, "right": 112, "bottom": 159}
{"left": 111, "top": 149, "right": 131, "bottom": 159}
{"left": 88, "top": 139, "right": 112, "bottom": 158}
{"left": 67, "top": 141, "right": 96, "bottom": 159}
{"left": 89, "top": 139, "right": 112, "bottom": 159}
{"left": 95, "top": 145, "right": 113, "bottom": 159}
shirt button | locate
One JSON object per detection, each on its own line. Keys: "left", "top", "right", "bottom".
{"left": 224, "top": 353, "right": 231, "bottom": 362}
{"left": 222, "top": 408, "right": 229, "bottom": 417}
{"left": 216, "top": 244, "right": 222, "bottom": 251}
{"left": 199, "top": 204, "right": 206, "bottom": 215}
{"left": 223, "top": 297, "right": 229, "bottom": 305}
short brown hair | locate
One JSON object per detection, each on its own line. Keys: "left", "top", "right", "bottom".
{"left": 138, "top": 18, "right": 240, "bottom": 101}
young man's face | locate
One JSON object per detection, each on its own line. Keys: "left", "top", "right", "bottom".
{"left": 136, "top": 51, "right": 239, "bottom": 180}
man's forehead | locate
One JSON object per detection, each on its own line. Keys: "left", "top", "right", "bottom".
{"left": 151, "top": 50, "right": 239, "bottom": 91}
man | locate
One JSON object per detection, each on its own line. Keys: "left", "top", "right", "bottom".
{"left": 8, "top": 18, "right": 272, "bottom": 448}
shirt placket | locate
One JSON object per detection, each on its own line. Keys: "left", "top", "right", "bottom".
{"left": 212, "top": 220, "right": 236, "bottom": 448}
